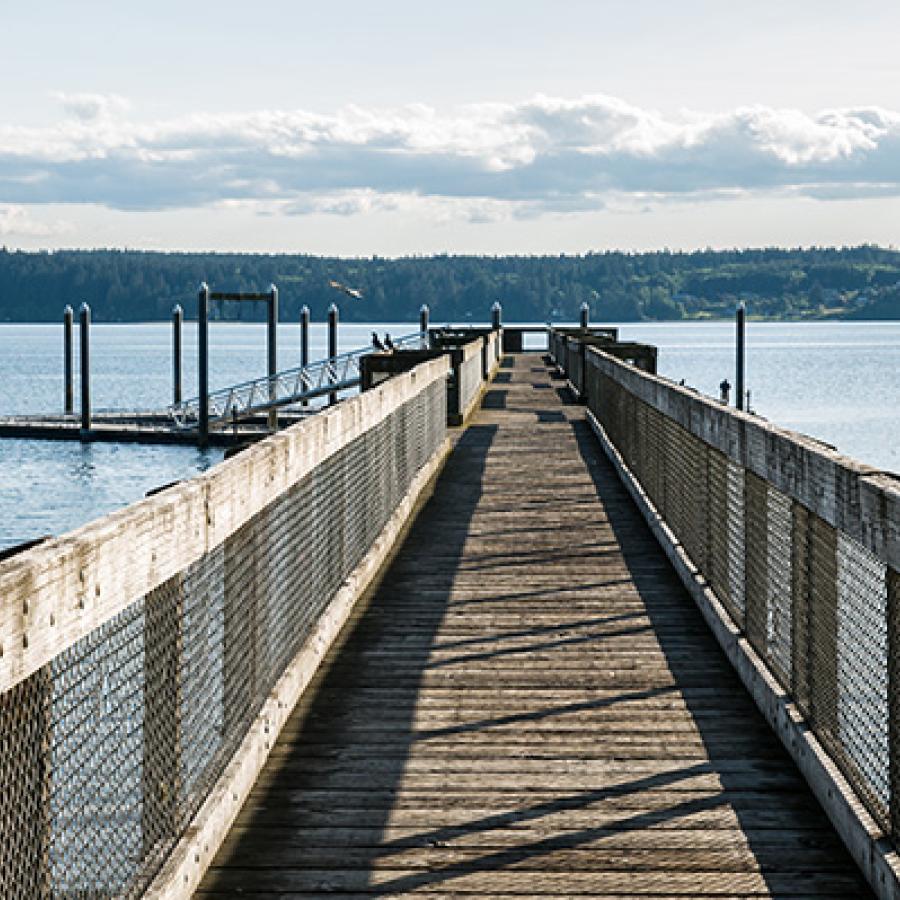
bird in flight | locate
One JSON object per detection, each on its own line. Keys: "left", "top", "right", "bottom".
{"left": 329, "top": 280, "right": 364, "bottom": 300}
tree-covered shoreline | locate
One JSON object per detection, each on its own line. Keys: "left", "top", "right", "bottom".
{"left": 1, "top": 245, "right": 898, "bottom": 323}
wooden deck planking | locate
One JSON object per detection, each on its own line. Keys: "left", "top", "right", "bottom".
{"left": 198, "top": 353, "right": 871, "bottom": 897}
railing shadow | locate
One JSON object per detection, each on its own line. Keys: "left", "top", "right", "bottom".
{"left": 198, "top": 423, "right": 499, "bottom": 893}
{"left": 567, "top": 398, "right": 872, "bottom": 897}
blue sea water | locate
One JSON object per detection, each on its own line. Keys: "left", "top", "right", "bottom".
{"left": 0, "top": 319, "right": 897, "bottom": 549}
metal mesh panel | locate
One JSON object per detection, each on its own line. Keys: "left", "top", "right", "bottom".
{"left": 642, "top": 403, "right": 664, "bottom": 515}
{"left": 567, "top": 342, "right": 584, "bottom": 394}
{"left": 791, "top": 501, "right": 812, "bottom": 716}
{"left": 0, "top": 376, "right": 446, "bottom": 898}
{"left": 706, "top": 448, "right": 733, "bottom": 620}
{"left": 0, "top": 672, "right": 51, "bottom": 899}
{"left": 51, "top": 600, "right": 146, "bottom": 896}
{"left": 765, "top": 486, "right": 793, "bottom": 686}
{"left": 458, "top": 349, "right": 483, "bottom": 416}
{"left": 807, "top": 514, "right": 839, "bottom": 743}
{"left": 725, "top": 461, "right": 747, "bottom": 626}
{"left": 744, "top": 471, "right": 769, "bottom": 658}
{"left": 663, "top": 419, "right": 707, "bottom": 565}
{"left": 660, "top": 417, "right": 680, "bottom": 527}
{"left": 681, "top": 428, "right": 708, "bottom": 573}
{"left": 834, "top": 532, "right": 889, "bottom": 826}
{"left": 889, "top": 568, "right": 900, "bottom": 838}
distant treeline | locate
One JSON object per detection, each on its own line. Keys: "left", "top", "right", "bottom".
{"left": 1, "top": 245, "right": 899, "bottom": 323}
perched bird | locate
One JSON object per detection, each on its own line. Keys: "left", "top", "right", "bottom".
{"left": 384, "top": 333, "right": 395, "bottom": 351}
{"left": 372, "top": 332, "right": 385, "bottom": 351}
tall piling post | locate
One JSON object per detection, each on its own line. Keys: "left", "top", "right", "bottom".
{"left": 198, "top": 282, "right": 209, "bottom": 446}
{"left": 267, "top": 284, "right": 278, "bottom": 431}
{"left": 300, "top": 305, "right": 310, "bottom": 368}
{"left": 300, "top": 305, "right": 310, "bottom": 407}
{"left": 580, "top": 301, "right": 590, "bottom": 329}
{"left": 63, "top": 305, "right": 74, "bottom": 415}
{"left": 491, "top": 301, "right": 502, "bottom": 330}
{"left": 328, "top": 303, "right": 339, "bottom": 406}
{"left": 420, "top": 303, "right": 430, "bottom": 339}
{"left": 79, "top": 303, "right": 91, "bottom": 435}
{"left": 172, "top": 304, "right": 183, "bottom": 406}
{"left": 736, "top": 302, "right": 746, "bottom": 411}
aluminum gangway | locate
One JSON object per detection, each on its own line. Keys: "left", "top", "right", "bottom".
{"left": 168, "top": 331, "right": 427, "bottom": 429}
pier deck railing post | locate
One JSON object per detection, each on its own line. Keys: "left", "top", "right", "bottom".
{"left": 79, "top": 302, "right": 91, "bottom": 435}
{"left": 63, "top": 305, "right": 74, "bottom": 415}
{"left": 420, "top": 304, "right": 430, "bottom": 338}
{"left": 580, "top": 301, "right": 589, "bottom": 329}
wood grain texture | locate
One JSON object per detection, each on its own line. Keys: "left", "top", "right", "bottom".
{"left": 199, "top": 353, "right": 871, "bottom": 898}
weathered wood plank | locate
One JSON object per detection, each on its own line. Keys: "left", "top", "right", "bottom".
{"left": 0, "top": 356, "right": 451, "bottom": 694}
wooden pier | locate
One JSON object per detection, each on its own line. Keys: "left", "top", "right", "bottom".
{"left": 3, "top": 327, "right": 898, "bottom": 899}
{"left": 197, "top": 354, "right": 870, "bottom": 897}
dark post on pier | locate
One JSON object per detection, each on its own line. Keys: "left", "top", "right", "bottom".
{"left": 300, "top": 305, "right": 310, "bottom": 368}
{"left": 198, "top": 283, "right": 210, "bottom": 445}
{"left": 267, "top": 284, "right": 278, "bottom": 431}
{"left": 79, "top": 303, "right": 91, "bottom": 434}
{"left": 736, "top": 302, "right": 746, "bottom": 411}
{"left": 491, "top": 301, "right": 502, "bottom": 330}
{"left": 420, "top": 304, "right": 429, "bottom": 335}
{"left": 63, "top": 305, "right": 74, "bottom": 415}
{"left": 300, "top": 304, "right": 310, "bottom": 407}
{"left": 328, "top": 303, "right": 339, "bottom": 406}
{"left": 172, "top": 304, "right": 183, "bottom": 406}
{"left": 580, "top": 301, "right": 590, "bottom": 329}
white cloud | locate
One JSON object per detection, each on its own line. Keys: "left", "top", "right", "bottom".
{"left": 0, "top": 204, "right": 71, "bottom": 237}
{"left": 1, "top": 94, "right": 899, "bottom": 220}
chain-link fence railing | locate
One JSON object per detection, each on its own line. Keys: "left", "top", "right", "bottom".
{"left": 0, "top": 357, "right": 449, "bottom": 899}
{"left": 555, "top": 338, "right": 900, "bottom": 845}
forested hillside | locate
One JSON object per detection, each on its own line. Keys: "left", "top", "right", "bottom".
{"left": 1, "top": 246, "right": 898, "bottom": 322}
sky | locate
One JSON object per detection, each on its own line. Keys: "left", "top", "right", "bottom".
{"left": 1, "top": 0, "right": 900, "bottom": 255}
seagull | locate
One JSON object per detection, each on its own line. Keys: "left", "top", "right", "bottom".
{"left": 384, "top": 333, "right": 395, "bottom": 351}
{"left": 328, "top": 280, "right": 364, "bottom": 300}
{"left": 372, "top": 332, "right": 385, "bottom": 350}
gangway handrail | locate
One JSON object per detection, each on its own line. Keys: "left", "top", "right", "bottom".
{"left": 168, "top": 331, "right": 427, "bottom": 429}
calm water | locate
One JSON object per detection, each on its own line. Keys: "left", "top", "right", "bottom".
{"left": 0, "top": 320, "right": 897, "bottom": 550}
{"left": 621, "top": 321, "right": 899, "bottom": 475}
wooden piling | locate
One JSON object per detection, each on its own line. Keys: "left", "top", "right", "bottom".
{"left": 79, "top": 302, "right": 91, "bottom": 434}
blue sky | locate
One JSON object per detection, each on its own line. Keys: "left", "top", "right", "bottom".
{"left": 2, "top": 1, "right": 899, "bottom": 254}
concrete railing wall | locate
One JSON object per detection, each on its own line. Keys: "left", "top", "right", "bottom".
{"left": 0, "top": 355, "right": 452, "bottom": 898}
{"left": 551, "top": 337, "right": 900, "bottom": 898}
